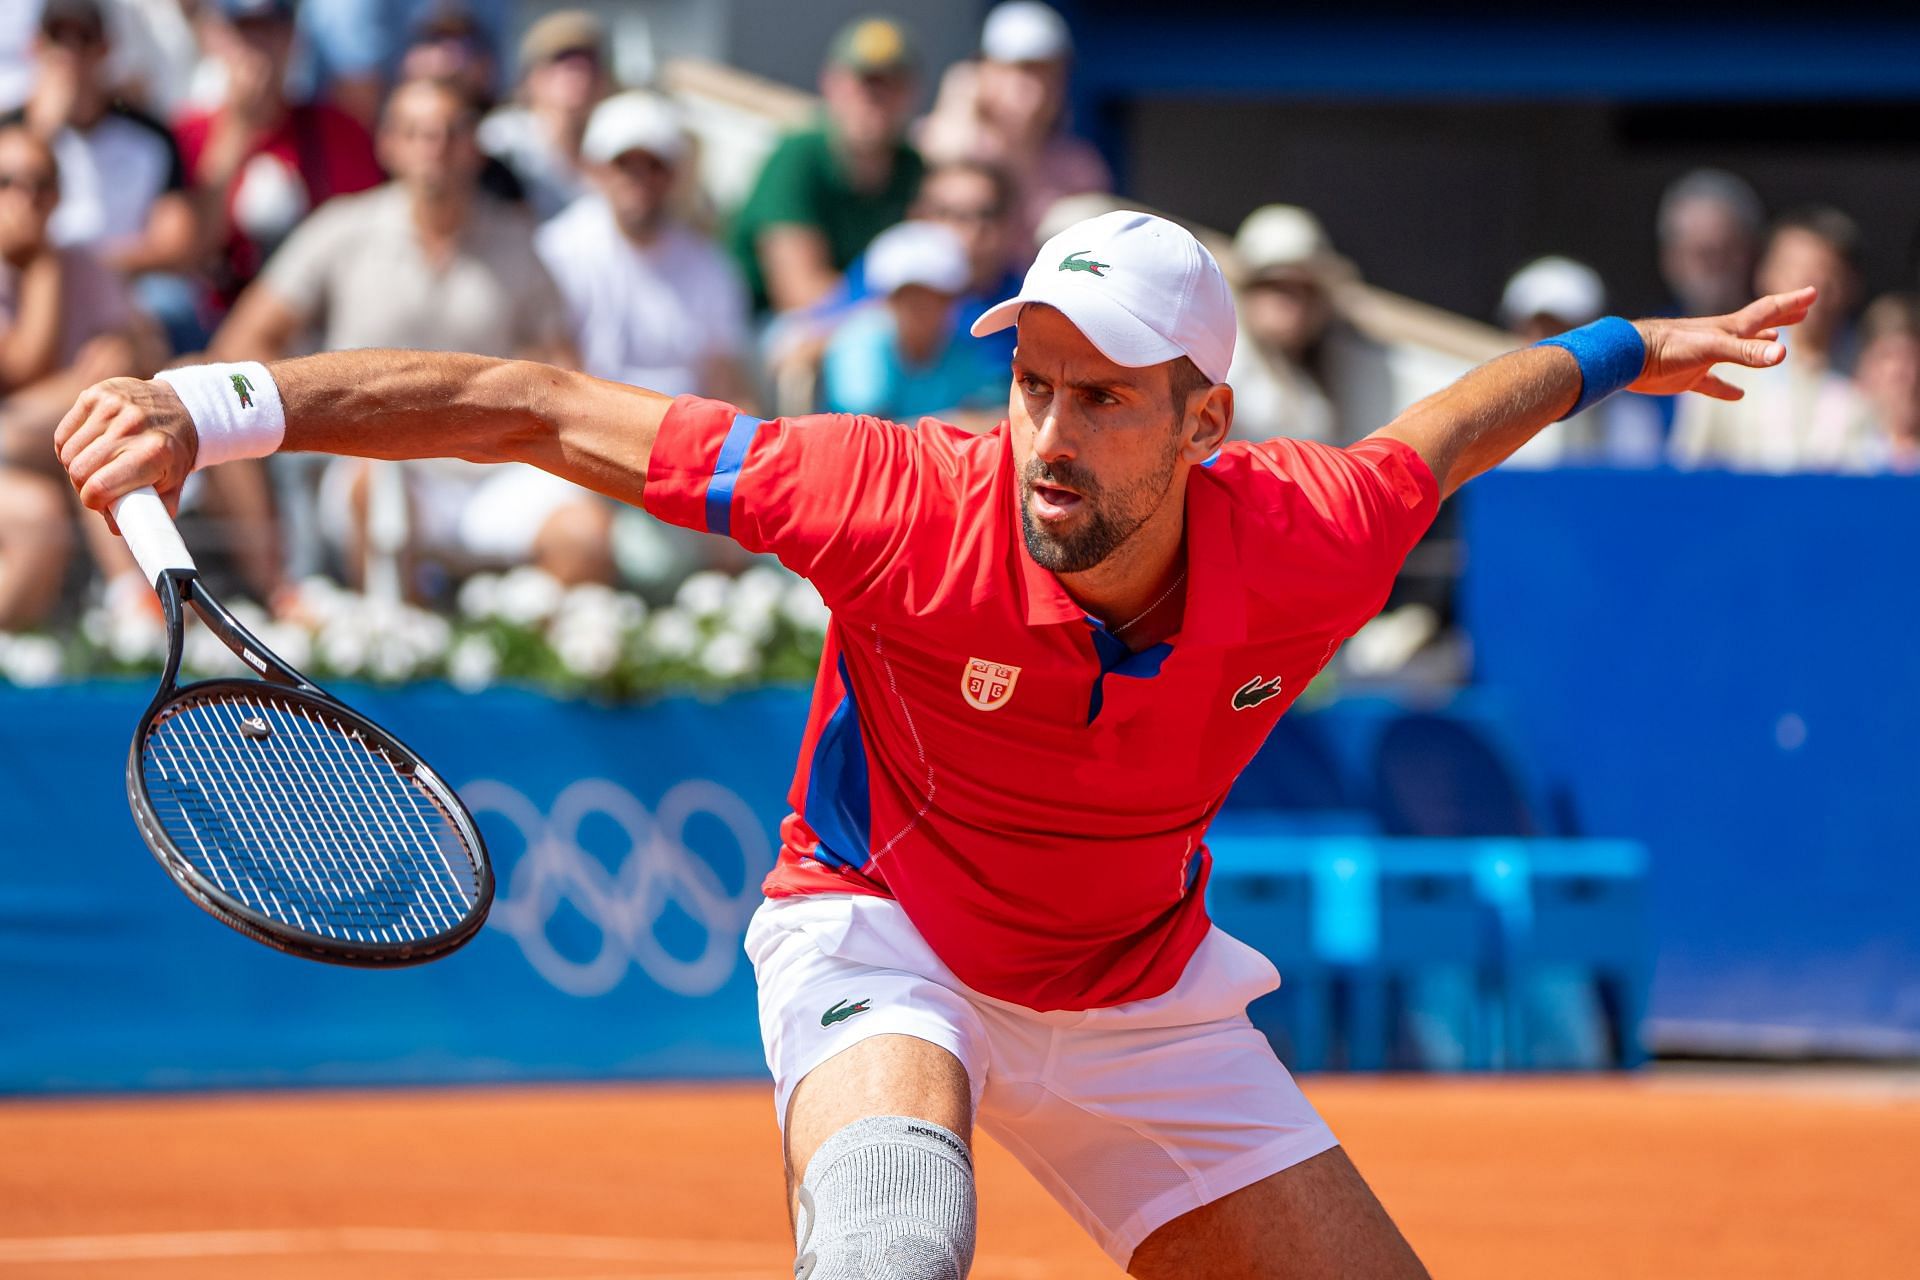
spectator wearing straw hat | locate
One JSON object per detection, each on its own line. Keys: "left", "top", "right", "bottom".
{"left": 820, "top": 219, "right": 1002, "bottom": 423}
{"left": 729, "top": 15, "right": 924, "bottom": 314}
{"left": 536, "top": 91, "right": 752, "bottom": 406}
{"left": 478, "top": 8, "right": 608, "bottom": 220}
{"left": 1226, "top": 204, "right": 1404, "bottom": 448}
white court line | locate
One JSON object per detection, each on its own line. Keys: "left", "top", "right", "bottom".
{"left": 0, "top": 1228, "right": 1057, "bottom": 1277}
{"left": 477, "top": 1273, "right": 768, "bottom": 1280}
{"left": 0, "top": 1227, "right": 776, "bottom": 1267}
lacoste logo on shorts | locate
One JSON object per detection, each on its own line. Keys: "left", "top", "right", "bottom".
{"left": 1231, "top": 675, "right": 1285, "bottom": 711}
{"left": 961, "top": 657, "right": 1021, "bottom": 711}
{"left": 821, "top": 998, "right": 871, "bottom": 1027}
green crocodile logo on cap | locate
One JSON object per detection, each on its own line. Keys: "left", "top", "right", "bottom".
{"left": 1059, "top": 249, "right": 1110, "bottom": 277}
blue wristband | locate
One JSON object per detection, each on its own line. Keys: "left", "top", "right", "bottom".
{"left": 1535, "top": 316, "right": 1646, "bottom": 419}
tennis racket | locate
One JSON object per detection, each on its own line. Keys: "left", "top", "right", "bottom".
{"left": 111, "top": 486, "right": 493, "bottom": 966}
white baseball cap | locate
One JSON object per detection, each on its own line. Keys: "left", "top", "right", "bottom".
{"left": 981, "top": 2, "right": 1071, "bottom": 63}
{"left": 1500, "top": 255, "right": 1606, "bottom": 328}
{"left": 582, "top": 91, "right": 686, "bottom": 166}
{"left": 865, "top": 221, "right": 971, "bottom": 296}
{"left": 971, "top": 209, "right": 1235, "bottom": 383}
{"left": 1233, "top": 203, "right": 1354, "bottom": 284}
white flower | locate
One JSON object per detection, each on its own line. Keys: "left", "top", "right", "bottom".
{"left": 646, "top": 606, "right": 700, "bottom": 660}
{"left": 780, "top": 577, "right": 832, "bottom": 633}
{"left": 0, "top": 634, "right": 62, "bottom": 686}
{"left": 733, "top": 564, "right": 793, "bottom": 613}
{"left": 296, "top": 575, "right": 344, "bottom": 614}
{"left": 182, "top": 623, "right": 234, "bottom": 676}
{"left": 399, "top": 607, "right": 452, "bottom": 663}
{"left": 106, "top": 610, "right": 167, "bottom": 665}
{"left": 319, "top": 622, "right": 369, "bottom": 676}
{"left": 253, "top": 621, "right": 313, "bottom": 673}
{"left": 553, "top": 618, "right": 621, "bottom": 679}
{"left": 700, "top": 630, "right": 758, "bottom": 681}
{"left": 369, "top": 635, "right": 416, "bottom": 682}
{"left": 456, "top": 572, "right": 502, "bottom": 620}
{"left": 675, "top": 570, "right": 732, "bottom": 621}
{"left": 494, "top": 567, "right": 563, "bottom": 626}
{"left": 723, "top": 592, "right": 778, "bottom": 644}
{"left": 447, "top": 633, "right": 499, "bottom": 691}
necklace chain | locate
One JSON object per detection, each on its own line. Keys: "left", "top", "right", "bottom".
{"left": 1110, "top": 569, "right": 1187, "bottom": 636}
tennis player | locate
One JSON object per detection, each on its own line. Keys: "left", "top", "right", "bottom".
{"left": 58, "top": 210, "right": 1810, "bottom": 1279}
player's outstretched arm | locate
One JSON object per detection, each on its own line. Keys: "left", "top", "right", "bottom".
{"left": 1371, "top": 286, "right": 1816, "bottom": 499}
{"left": 55, "top": 348, "right": 674, "bottom": 521}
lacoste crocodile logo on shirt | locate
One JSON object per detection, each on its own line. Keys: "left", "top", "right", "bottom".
{"left": 1231, "top": 675, "right": 1285, "bottom": 711}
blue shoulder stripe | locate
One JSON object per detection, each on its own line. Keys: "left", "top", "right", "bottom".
{"left": 705, "top": 413, "right": 763, "bottom": 537}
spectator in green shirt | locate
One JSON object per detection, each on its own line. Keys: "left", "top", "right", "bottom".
{"left": 729, "top": 15, "right": 925, "bottom": 314}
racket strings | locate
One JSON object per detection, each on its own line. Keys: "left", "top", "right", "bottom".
{"left": 141, "top": 692, "right": 480, "bottom": 945}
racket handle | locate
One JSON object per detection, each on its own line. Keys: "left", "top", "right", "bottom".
{"left": 111, "top": 486, "right": 198, "bottom": 586}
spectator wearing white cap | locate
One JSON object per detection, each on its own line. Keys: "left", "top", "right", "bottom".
{"left": 821, "top": 219, "right": 1003, "bottom": 423}
{"left": 917, "top": 1, "right": 1110, "bottom": 255}
{"left": 1225, "top": 204, "right": 1413, "bottom": 448}
{"left": 536, "top": 91, "right": 752, "bottom": 407}
{"left": 1498, "top": 254, "right": 1656, "bottom": 464}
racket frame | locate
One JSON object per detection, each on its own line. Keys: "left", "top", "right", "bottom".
{"left": 126, "top": 565, "right": 494, "bottom": 967}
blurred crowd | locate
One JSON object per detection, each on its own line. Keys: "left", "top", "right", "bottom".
{"left": 0, "top": 0, "right": 1916, "bottom": 644}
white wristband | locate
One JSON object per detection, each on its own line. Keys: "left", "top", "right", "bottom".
{"left": 155, "top": 361, "right": 287, "bottom": 471}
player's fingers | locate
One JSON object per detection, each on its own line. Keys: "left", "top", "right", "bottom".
{"left": 78, "top": 440, "right": 173, "bottom": 515}
{"left": 62, "top": 405, "right": 142, "bottom": 493}
{"left": 1722, "top": 334, "right": 1785, "bottom": 368}
{"left": 1754, "top": 328, "right": 1780, "bottom": 342}
{"left": 52, "top": 386, "right": 101, "bottom": 457}
{"left": 55, "top": 408, "right": 107, "bottom": 476}
{"left": 1693, "top": 373, "right": 1746, "bottom": 401}
{"left": 1731, "top": 286, "right": 1816, "bottom": 334}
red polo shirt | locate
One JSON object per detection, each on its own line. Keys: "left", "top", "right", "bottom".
{"left": 646, "top": 397, "right": 1438, "bottom": 1010}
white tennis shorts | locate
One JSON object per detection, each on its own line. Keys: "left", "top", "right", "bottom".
{"left": 745, "top": 893, "right": 1340, "bottom": 1265}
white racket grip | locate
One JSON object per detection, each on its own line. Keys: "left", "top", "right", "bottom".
{"left": 111, "top": 486, "right": 197, "bottom": 586}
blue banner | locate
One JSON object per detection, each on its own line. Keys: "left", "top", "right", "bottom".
{"left": 1463, "top": 469, "right": 1920, "bottom": 1055}
{"left": 0, "top": 683, "right": 809, "bottom": 1093}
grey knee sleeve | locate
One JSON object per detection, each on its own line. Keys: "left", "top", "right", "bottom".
{"left": 794, "top": 1115, "right": 977, "bottom": 1280}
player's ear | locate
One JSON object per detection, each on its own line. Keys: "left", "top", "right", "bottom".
{"left": 1181, "top": 382, "right": 1233, "bottom": 463}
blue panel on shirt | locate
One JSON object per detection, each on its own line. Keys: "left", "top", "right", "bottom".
{"left": 705, "top": 413, "right": 762, "bottom": 537}
{"left": 803, "top": 654, "right": 873, "bottom": 869}
{"left": 1085, "top": 620, "right": 1174, "bottom": 723}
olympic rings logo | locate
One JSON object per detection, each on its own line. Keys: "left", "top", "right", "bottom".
{"left": 460, "top": 777, "right": 774, "bottom": 998}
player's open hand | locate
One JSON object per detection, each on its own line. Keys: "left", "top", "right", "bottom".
{"left": 54, "top": 377, "right": 198, "bottom": 527}
{"left": 1630, "top": 286, "right": 1818, "bottom": 401}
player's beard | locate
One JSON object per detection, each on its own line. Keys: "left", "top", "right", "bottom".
{"left": 1018, "top": 438, "right": 1182, "bottom": 574}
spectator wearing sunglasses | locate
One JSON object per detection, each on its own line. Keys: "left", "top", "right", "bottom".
{"left": 7, "top": 0, "right": 201, "bottom": 352}
{"left": 0, "top": 121, "right": 148, "bottom": 630}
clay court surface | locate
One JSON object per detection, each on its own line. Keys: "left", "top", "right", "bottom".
{"left": 2, "top": 1071, "right": 1916, "bottom": 1278}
